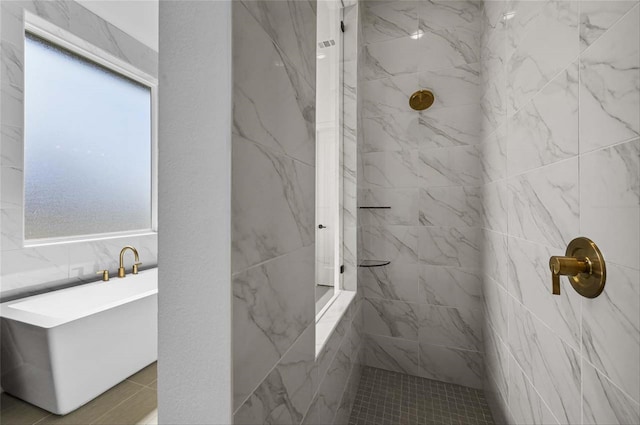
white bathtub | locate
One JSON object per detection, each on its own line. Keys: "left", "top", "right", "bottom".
{"left": 0, "top": 268, "right": 157, "bottom": 415}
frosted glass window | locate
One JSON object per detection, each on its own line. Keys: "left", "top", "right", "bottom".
{"left": 24, "top": 33, "right": 152, "bottom": 240}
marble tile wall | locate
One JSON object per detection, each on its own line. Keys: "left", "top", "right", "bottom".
{"left": 480, "top": 1, "right": 640, "bottom": 424}
{"left": 232, "top": 2, "right": 363, "bottom": 424}
{"left": 0, "top": 1, "right": 158, "bottom": 301}
{"left": 359, "top": 0, "right": 485, "bottom": 389}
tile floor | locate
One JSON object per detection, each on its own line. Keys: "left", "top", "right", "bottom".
{"left": 349, "top": 366, "right": 495, "bottom": 425}
{"left": 0, "top": 362, "right": 157, "bottom": 425}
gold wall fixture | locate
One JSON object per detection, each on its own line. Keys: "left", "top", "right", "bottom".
{"left": 549, "top": 237, "right": 606, "bottom": 298}
{"left": 118, "top": 245, "right": 142, "bottom": 278}
{"left": 409, "top": 89, "right": 435, "bottom": 111}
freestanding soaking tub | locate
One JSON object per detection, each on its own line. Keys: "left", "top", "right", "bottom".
{"left": 0, "top": 268, "right": 157, "bottom": 415}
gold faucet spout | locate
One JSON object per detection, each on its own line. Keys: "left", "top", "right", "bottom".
{"left": 118, "top": 246, "right": 140, "bottom": 278}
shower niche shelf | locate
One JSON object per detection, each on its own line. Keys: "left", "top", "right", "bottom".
{"left": 359, "top": 260, "right": 391, "bottom": 268}
{"left": 359, "top": 206, "right": 391, "bottom": 209}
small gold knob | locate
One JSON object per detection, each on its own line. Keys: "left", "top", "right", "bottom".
{"left": 132, "top": 262, "right": 142, "bottom": 275}
{"left": 97, "top": 270, "right": 110, "bottom": 282}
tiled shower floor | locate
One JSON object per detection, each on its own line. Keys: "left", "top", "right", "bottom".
{"left": 349, "top": 367, "right": 494, "bottom": 425}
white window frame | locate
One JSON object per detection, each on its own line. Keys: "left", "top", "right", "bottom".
{"left": 23, "top": 12, "right": 158, "bottom": 247}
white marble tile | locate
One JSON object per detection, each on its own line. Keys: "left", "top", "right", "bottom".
{"left": 0, "top": 165, "right": 22, "bottom": 209}
{"left": 363, "top": 112, "right": 420, "bottom": 152}
{"left": 507, "top": 61, "right": 579, "bottom": 175}
{"left": 582, "top": 262, "right": 640, "bottom": 403}
{"left": 418, "top": 186, "right": 482, "bottom": 228}
{"left": 363, "top": 1, "right": 418, "bottom": 44}
{"left": 580, "top": 138, "right": 639, "bottom": 270}
{"left": 233, "top": 4, "right": 315, "bottom": 165}
{"left": 583, "top": 359, "right": 640, "bottom": 425}
{"left": 360, "top": 262, "right": 419, "bottom": 302}
{"left": 418, "top": 104, "right": 483, "bottom": 148}
{"left": 418, "top": 226, "right": 481, "bottom": 268}
{"left": 418, "top": 145, "right": 482, "bottom": 187}
{"left": 418, "top": 63, "right": 481, "bottom": 110}
{"left": 365, "top": 334, "right": 420, "bottom": 376}
{"left": 362, "top": 73, "right": 417, "bottom": 118}
{"left": 233, "top": 246, "right": 314, "bottom": 409}
{"left": 483, "top": 276, "right": 508, "bottom": 340}
{"left": 479, "top": 124, "right": 507, "bottom": 183}
{"left": 418, "top": 343, "right": 483, "bottom": 389}
{"left": 67, "top": 233, "right": 158, "bottom": 282}
{"left": 363, "top": 298, "right": 420, "bottom": 340}
{"left": 420, "top": 304, "right": 483, "bottom": 351}
{"left": 508, "top": 354, "right": 560, "bottom": 425}
{"left": 363, "top": 149, "right": 420, "bottom": 189}
{"left": 362, "top": 36, "right": 420, "bottom": 81}
{"left": 240, "top": 0, "right": 316, "bottom": 88}
{"left": 419, "top": 265, "right": 483, "bottom": 311}
{"left": 507, "top": 158, "right": 579, "bottom": 250}
{"left": 0, "top": 245, "right": 69, "bottom": 298}
{"left": 1, "top": 124, "right": 22, "bottom": 171}
{"left": 580, "top": 0, "right": 638, "bottom": 51}
{"left": 234, "top": 324, "right": 315, "bottom": 422}
{"left": 481, "top": 179, "right": 508, "bottom": 233}
{"left": 314, "top": 342, "right": 352, "bottom": 424}
{"left": 0, "top": 207, "right": 21, "bottom": 252}
{"left": 417, "top": 1, "right": 482, "bottom": 70}
{"left": 483, "top": 229, "right": 508, "bottom": 288}
{"left": 507, "top": 0, "right": 579, "bottom": 114}
{"left": 508, "top": 299, "right": 581, "bottom": 424}
{"left": 361, "top": 188, "right": 419, "bottom": 226}
{"left": 231, "top": 135, "right": 314, "bottom": 272}
{"left": 484, "top": 326, "right": 508, "bottom": 403}
{"left": 579, "top": 4, "right": 640, "bottom": 152}
{"left": 361, "top": 225, "right": 418, "bottom": 264}
{"left": 507, "top": 236, "right": 582, "bottom": 350}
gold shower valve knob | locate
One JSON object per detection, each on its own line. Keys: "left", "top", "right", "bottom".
{"left": 409, "top": 90, "right": 435, "bottom": 111}
{"left": 549, "top": 237, "right": 606, "bottom": 298}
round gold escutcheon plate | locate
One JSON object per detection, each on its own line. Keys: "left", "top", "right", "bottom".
{"left": 409, "top": 90, "right": 435, "bottom": 111}
{"left": 566, "top": 237, "right": 606, "bottom": 298}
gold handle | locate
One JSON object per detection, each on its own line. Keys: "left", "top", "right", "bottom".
{"left": 549, "top": 237, "right": 606, "bottom": 298}
{"left": 132, "top": 262, "right": 142, "bottom": 275}
{"left": 97, "top": 270, "right": 110, "bottom": 282}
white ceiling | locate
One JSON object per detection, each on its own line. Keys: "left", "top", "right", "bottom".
{"left": 77, "top": 0, "right": 159, "bottom": 51}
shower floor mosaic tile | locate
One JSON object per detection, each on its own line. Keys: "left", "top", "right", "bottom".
{"left": 349, "top": 367, "right": 494, "bottom": 425}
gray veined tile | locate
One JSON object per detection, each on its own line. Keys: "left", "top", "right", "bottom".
{"left": 483, "top": 229, "right": 508, "bottom": 288}
{"left": 580, "top": 138, "right": 639, "bottom": 271}
{"left": 362, "top": 36, "right": 420, "bottom": 81}
{"left": 361, "top": 188, "right": 419, "bottom": 226}
{"left": 1, "top": 246, "right": 69, "bottom": 298}
{"left": 233, "top": 4, "right": 315, "bottom": 166}
{"left": 479, "top": 124, "right": 507, "bottom": 183}
{"left": 239, "top": 0, "right": 316, "bottom": 88}
{"left": 582, "top": 263, "right": 640, "bottom": 404}
{"left": 363, "top": 1, "right": 418, "bottom": 44}
{"left": 419, "top": 186, "right": 482, "bottom": 228}
{"left": 481, "top": 179, "right": 508, "bottom": 233}
{"left": 418, "top": 103, "right": 483, "bottom": 148}
{"left": 233, "top": 247, "right": 314, "bottom": 410}
{"left": 363, "top": 149, "right": 420, "bottom": 189}
{"left": 1, "top": 124, "right": 23, "bottom": 171}
{"left": 507, "top": 61, "right": 579, "bottom": 176}
{"left": 418, "top": 145, "right": 482, "bottom": 187}
{"left": 579, "top": 4, "right": 640, "bottom": 153}
{"left": 365, "top": 334, "right": 420, "bottom": 376}
{"left": 506, "top": 236, "right": 581, "bottom": 351}
{"left": 580, "top": 0, "right": 638, "bottom": 51}
{"left": 363, "top": 298, "right": 420, "bottom": 340}
{"left": 419, "top": 265, "right": 483, "bottom": 311}
{"left": 508, "top": 353, "right": 560, "bottom": 425}
{"left": 484, "top": 326, "right": 508, "bottom": 403}
{"left": 507, "top": 0, "right": 579, "bottom": 115}
{"left": 360, "top": 262, "right": 419, "bottom": 302}
{"left": 483, "top": 276, "right": 508, "bottom": 341}
{"left": 361, "top": 225, "right": 419, "bottom": 264}
{"left": 418, "top": 226, "right": 481, "bottom": 268}
{"left": 582, "top": 359, "right": 640, "bottom": 425}
{"left": 231, "top": 135, "right": 314, "bottom": 272}
{"left": 362, "top": 73, "right": 417, "bottom": 118}
{"left": 419, "top": 304, "right": 483, "bottom": 352}
{"left": 363, "top": 112, "right": 420, "bottom": 153}
{"left": 507, "top": 157, "right": 579, "bottom": 250}
{"left": 418, "top": 343, "right": 483, "bottom": 389}
{"left": 418, "top": 63, "right": 481, "bottom": 110}
{"left": 508, "top": 298, "right": 581, "bottom": 424}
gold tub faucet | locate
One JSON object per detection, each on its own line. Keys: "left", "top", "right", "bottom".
{"left": 118, "top": 246, "right": 142, "bottom": 278}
